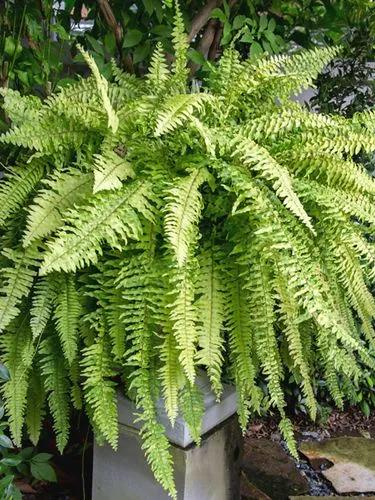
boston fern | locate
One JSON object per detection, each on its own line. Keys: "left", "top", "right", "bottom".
{"left": 0, "top": 7, "right": 375, "bottom": 497}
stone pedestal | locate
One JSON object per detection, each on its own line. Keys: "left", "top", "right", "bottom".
{"left": 92, "top": 374, "right": 241, "bottom": 500}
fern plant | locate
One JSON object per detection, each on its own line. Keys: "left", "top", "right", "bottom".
{"left": 0, "top": 6, "right": 374, "bottom": 497}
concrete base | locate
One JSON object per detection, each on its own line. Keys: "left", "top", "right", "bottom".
{"left": 92, "top": 374, "right": 241, "bottom": 500}
{"left": 92, "top": 416, "right": 242, "bottom": 500}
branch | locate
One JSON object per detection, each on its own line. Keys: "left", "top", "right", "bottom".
{"left": 189, "top": 19, "right": 217, "bottom": 76}
{"left": 97, "top": 0, "right": 134, "bottom": 73}
{"left": 188, "top": 0, "right": 222, "bottom": 42}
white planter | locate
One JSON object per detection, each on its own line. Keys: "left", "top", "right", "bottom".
{"left": 92, "top": 373, "right": 241, "bottom": 500}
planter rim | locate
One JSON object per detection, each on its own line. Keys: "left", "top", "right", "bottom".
{"left": 117, "top": 373, "right": 237, "bottom": 448}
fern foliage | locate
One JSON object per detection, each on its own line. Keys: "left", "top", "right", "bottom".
{"left": 0, "top": 14, "right": 375, "bottom": 497}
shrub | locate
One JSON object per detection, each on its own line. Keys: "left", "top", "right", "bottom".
{"left": 0, "top": 8, "right": 374, "bottom": 497}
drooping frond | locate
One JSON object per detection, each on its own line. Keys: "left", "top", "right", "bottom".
{"left": 126, "top": 268, "right": 177, "bottom": 498}
{"left": 40, "top": 337, "right": 71, "bottom": 452}
{"left": 0, "top": 248, "right": 38, "bottom": 332}
{"left": 26, "top": 368, "right": 46, "bottom": 445}
{"left": 53, "top": 274, "right": 81, "bottom": 364}
{"left": 169, "top": 263, "right": 198, "bottom": 384}
{"left": 164, "top": 168, "right": 210, "bottom": 267}
{"left": 225, "top": 267, "right": 259, "bottom": 429}
{"left": 81, "top": 328, "right": 118, "bottom": 449}
{"left": 30, "top": 275, "right": 58, "bottom": 339}
{"left": 1, "top": 316, "right": 33, "bottom": 445}
{"left": 179, "top": 379, "right": 204, "bottom": 445}
{"left": 196, "top": 242, "right": 225, "bottom": 396}
{"left": 232, "top": 137, "right": 314, "bottom": 233}
{"left": 159, "top": 330, "right": 181, "bottom": 424}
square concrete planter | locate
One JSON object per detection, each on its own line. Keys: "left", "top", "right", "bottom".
{"left": 92, "top": 374, "right": 241, "bottom": 500}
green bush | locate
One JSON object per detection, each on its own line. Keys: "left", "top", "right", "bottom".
{"left": 0, "top": 7, "right": 374, "bottom": 497}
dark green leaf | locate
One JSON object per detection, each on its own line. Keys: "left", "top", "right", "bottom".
{"left": 123, "top": 30, "right": 143, "bottom": 48}
{"left": 1, "top": 457, "right": 22, "bottom": 467}
{"left": 211, "top": 8, "right": 226, "bottom": 23}
{"left": 0, "top": 364, "right": 10, "bottom": 382}
{"left": 31, "top": 453, "right": 53, "bottom": 463}
{"left": 188, "top": 49, "right": 206, "bottom": 66}
{"left": 30, "top": 462, "right": 57, "bottom": 482}
{"left": 259, "top": 15, "right": 268, "bottom": 32}
{"left": 233, "top": 15, "right": 247, "bottom": 30}
{"left": 133, "top": 42, "right": 151, "bottom": 64}
{"left": 142, "top": 0, "right": 154, "bottom": 15}
{"left": 250, "top": 41, "right": 264, "bottom": 58}
{"left": 0, "top": 435, "right": 13, "bottom": 449}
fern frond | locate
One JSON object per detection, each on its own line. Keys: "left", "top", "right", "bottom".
{"left": 0, "top": 161, "right": 45, "bottom": 227}
{"left": 147, "top": 43, "right": 170, "bottom": 93}
{"left": 179, "top": 379, "right": 204, "bottom": 445}
{"left": 81, "top": 329, "right": 118, "bottom": 449}
{"left": 196, "top": 243, "right": 225, "bottom": 396}
{"left": 169, "top": 263, "right": 198, "bottom": 384}
{"left": 170, "top": 2, "right": 189, "bottom": 92}
{"left": 23, "top": 168, "right": 93, "bottom": 247}
{"left": 30, "top": 275, "right": 58, "bottom": 339}
{"left": 92, "top": 149, "right": 134, "bottom": 193}
{"left": 41, "top": 180, "right": 154, "bottom": 274}
{"left": 26, "top": 368, "right": 46, "bottom": 445}
{"left": 0, "top": 88, "right": 42, "bottom": 125}
{"left": 1, "top": 316, "right": 33, "bottom": 445}
{"left": 0, "top": 248, "right": 38, "bottom": 332}
{"left": 40, "top": 336, "right": 70, "bottom": 452}
{"left": 225, "top": 266, "right": 259, "bottom": 428}
{"left": 164, "top": 168, "right": 210, "bottom": 267}
{"left": 155, "top": 94, "right": 213, "bottom": 137}
{"left": 159, "top": 330, "right": 181, "bottom": 424}
{"left": 126, "top": 267, "right": 177, "bottom": 498}
{"left": 78, "top": 45, "right": 119, "bottom": 133}
{"left": 233, "top": 137, "right": 314, "bottom": 233}
{"left": 53, "top": 274, "right": 81, "bottom": 364}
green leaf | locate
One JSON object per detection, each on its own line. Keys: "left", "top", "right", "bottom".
{"left": 250, "top": 41, "right": 264, "bottom": 58}
{"left": 211, "top": 8, "right": 227, "bottom": 22}
{"left": 1, "top": 457, "right": 22, "bottom": 467}
{"left": 0, "top": 435, "right": 13, "bottom": 449}
{"left": 268, "top": 17, "right": 276, "bottom": 32}
{"left": 18, "top": 447, "right": 34, "bottom": 460}
{"left": 361, "top": 400, "right": 370, "bottom": 417}
{"left": 123, "top": 30, "right": 143, "bottom": 48}
{"left": 151, "top": 25, "right": 171, "bottom": 38}
{"left": 31, "top": 453, "right": 53, "bottom": 463}
{"left": 86, "top": 35, "right": 105, "bottom": 56}
{"left": 233, "top": 15, "right": 247, "bottom": 30}
{"left": 104, "top": 33, "right": 116, "bottom": 54}
{"left": 188, "top": 48, "right": 206, "bottom": 66}
{"left": 259, "top": 14, "right": 268, "bottom": 31}
{"left": 0, "top": 364, "right": 10, "bottom": 382}
{"left": 4, "top": 37, "right": 22, "bottom": 58}
{"left": 241, "top": 28, "right": 254, "bottom": 44}
{"left": 142, "top": 0, "right": 155, "bottom": 15}
{"left": 133, "top": 42, "right": 151, "bottom": 64}
{"left": 30, "top": 462, "right": 57, "bottom": 482}
{"left": 50, "top": 24, "right": 70, "bottom": 41}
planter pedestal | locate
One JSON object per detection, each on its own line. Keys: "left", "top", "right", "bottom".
{"left": 92, "top": 375, "right": 241, "bottom": 500}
